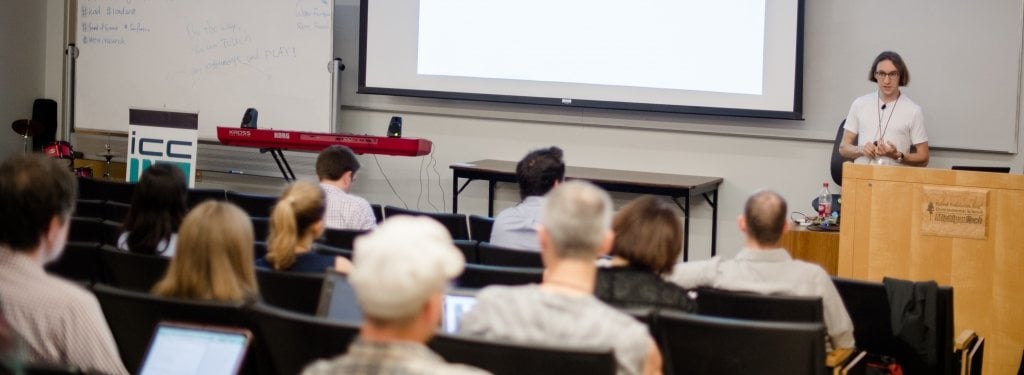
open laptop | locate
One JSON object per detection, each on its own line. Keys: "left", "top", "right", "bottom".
{"left": 441, "top": 288, "right": 478, "bottom": 334}
{"left": 138, "top": 322, "right": 252, "bottom": 375}
{"left": 316, "top": 269, "right": 363, "bottom": 324}
{"left": 951, "top": 165, "right": 1011, "bottom": 173}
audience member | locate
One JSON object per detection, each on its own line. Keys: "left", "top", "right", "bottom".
{"left": 489, "top": 146, "right": 565, "bottom": 251}
{"left": 152, "top": 201, "right": 258, "bottom": 303}
{"left": 461, "top": 181, "right": 662, "bottom": 375}
{"left": 317, "top": 145, "right": 377, "bottom": 230}
{"left": 0, "top": 154, "right": 127, "bottom": 374}
{"left": 118, "top": 163, "right": 187, "bottom": 256}
{"left": 595, "top": 196, "right": 694, "bottom": 312}
{"left": 668, "top": 189, "right": 855, "bottom": 350}
{"left": 257, "top": 180, "right": 351, "bottom": 273}
{"left": 303, "top": 216, "right": 489, "bottom": 375}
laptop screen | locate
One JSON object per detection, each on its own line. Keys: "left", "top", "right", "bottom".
{"left": 316, "top": 270, "right": 363, "bottom": 324}
{"left": 441, "top": 289, "right": 478, "bottom": 334}
{"left": 139, "top": 322, "right": 251, "bottom": 375}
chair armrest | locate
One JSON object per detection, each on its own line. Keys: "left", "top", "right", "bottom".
{"left": 826, "top": 348, "right": 854, "bottom": 368}
{"left": 955, "top": 329, "right": 977, "bottom": 351}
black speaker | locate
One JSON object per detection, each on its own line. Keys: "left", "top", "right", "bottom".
{"left": 241, "top": 108, "right": 258, "bottom": 128}
{"left": 387, "top": 116, "right": 402, "bottom": 138}
{"left": 31, "top": 99, "right": 58, "bottom": 150}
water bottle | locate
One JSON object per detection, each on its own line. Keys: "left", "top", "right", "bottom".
{"left": 818, "top": 181, "right": 832, "bottom": 221}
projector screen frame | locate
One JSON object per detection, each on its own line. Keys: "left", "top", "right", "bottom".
{"left": 358, "top": 0, "right": 805, "bottom": 121}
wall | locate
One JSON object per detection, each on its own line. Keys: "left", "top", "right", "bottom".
{"left": 0, "top": 0, "right": 48, "bottom": 159}
{"left": 48, "top": 0, "right": 1024, "bottom": 261}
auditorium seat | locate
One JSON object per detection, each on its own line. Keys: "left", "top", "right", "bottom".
{"left": 74, "top": 199, "right": 105, "bottom": 219}
{"left": 91, "top": 284, "right": 254, "bottom": 374}
{"left": 690, "top": 287, "right": 823, "bottom": 324}
{"left": 251, "top": 216, "right": 269, "bottom": 243}
{"left": 477, "top": 242, "right": 542, "bottom": 268}
{"left": 45, "top": 241, "right": 102, "bottom": 285}
{"left": 370, "top": 203, "right": 383, "bottom": 223}
{"left": 99, "top": 245, "right": 170, "bottom": 292}
{"left": 256, "top": 269, "right": 324, "bottom": 315}
{"left": 227, "top": 191, "right": 278, "bottom": 218}
{"left": 469, "top": 214, "right": 495, "bottom": 242}
{"left": 103, "top": 201, "right": 131, "bottom": 223}
{"left": 186, "top": 187, "right": 226, "bottom": 208}
{"left": 456, "top": 264, "right": 542, "bottom": 289}
{"left": 69, "top": 217, "right": 105, "bottom": 244}
{"left": 383, "top": 206, "right": 470, "bottom": 240}
{"left": 453, "top": 239, "right": 479, "bottom": 264}
{"left": 654, "top": 310, "right": 826, "bottom": 375}
{"left": 429, "top": 333, "right": 616, "bottom": 375}
{"left": 250, "top": 303, "right": 359, "bottom": 375}
{"left": 319, "top": 228, "right": 368, "bottom": 250}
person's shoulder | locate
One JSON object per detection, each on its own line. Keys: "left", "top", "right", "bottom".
{"left": 37, "top": 274, "right": 103, "bottom": 314}
{"left": 898, "top": 95, "right": 923, "bottom": 112}
{"left": 852, "top": 92, "right": 876, "bottom": 105}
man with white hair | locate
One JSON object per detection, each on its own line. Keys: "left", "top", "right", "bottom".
{"left": 302, "top": 216, "right": 490, "bottom": 375}
{"left": 459, "top": 181, "right": 663, "bottom": 375}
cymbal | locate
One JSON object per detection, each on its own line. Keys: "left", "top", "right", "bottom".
{"left": 11, "top": 119, "right": 43, "bottom": 137}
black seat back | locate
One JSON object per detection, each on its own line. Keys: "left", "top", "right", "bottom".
{"left": 91, "top": 284, "right": 252, "bottom": 374}
{"left": 100, "top": 245, "right": 170, "bottom": 292}
{"left": 256, "top": 269, "right": 325, "bottom": 315}
{"left": 453, "top": 239, "right": 479, "bottom": 264}
{"left": 383, "top": 206, "right": 470, "bottom": 240}
{"left": 692, "top": 287, "right": 824, "bottom": 323}
{"left": 227, "top": 191, "right": 278, "bottom": 218}
{"left": 655, "top": 310, "right": 826, "bottom": 375}
{"left": 477, "top": 242, "right": 543, "bottom": 268}
{"left": 456, "top": 264, "right": 543, "bottom": 289}
{"left": 319, "top": 228, "right": 369, "bottom": 250}
{"left": 429, "top": 333, "right": 616, "bottom": 375}
{"left": 186, "top": 188, "right": 227, "bottom": 208}
{"left": 45, "top": 241, "right": 102, "bottom": 285}
{"left": 250, "top": 304, "right": 359, "bottom": 375}
{"left": 469, "top": 214, "right": 495, "bottom": 242}
{"left": 832, "top": 277, "right": 955, "bottom": 375}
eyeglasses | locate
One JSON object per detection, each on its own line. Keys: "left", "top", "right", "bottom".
{"left": 874, "top": 71, "right": 900, "bottom": 80}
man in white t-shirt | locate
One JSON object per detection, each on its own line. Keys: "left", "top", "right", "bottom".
{"left": 839, "top": 51, "right": 929, "bottom": 166}
{"left": 317, "top": 145, "right": 377, "bottom": 230}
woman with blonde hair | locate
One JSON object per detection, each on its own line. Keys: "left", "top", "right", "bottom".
{"left": 595, "top": 195, "right": 695, "bottom": 312}
{"left": 257, "top": 180, "right": 350, "bottom": 273}
{"left": 152, "top": 201, "right": 258, "bottom": 302}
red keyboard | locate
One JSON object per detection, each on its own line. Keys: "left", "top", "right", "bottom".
{"left": 217, "top": 126, "right": 432, "bottom": 156}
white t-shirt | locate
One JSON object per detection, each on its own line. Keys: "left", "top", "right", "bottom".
{"left": 843, "top": 91, "right": 928, "bottom": 165}
{"left": 116, "top": 232, "right": 178, "bottom": 257}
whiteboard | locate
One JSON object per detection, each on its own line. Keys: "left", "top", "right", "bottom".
{"left": 75, "top": 0, "right": 335, "bottom": 140}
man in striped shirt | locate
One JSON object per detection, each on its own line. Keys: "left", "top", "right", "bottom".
{"left": 0, "top": 154, "right": 127, "bottom": 375}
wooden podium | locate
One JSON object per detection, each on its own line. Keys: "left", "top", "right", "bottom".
{"left": 838, "top": 163, "right": 1024, "bottom": 374}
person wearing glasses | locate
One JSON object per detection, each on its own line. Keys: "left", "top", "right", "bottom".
{"left": 838, "top": 51, "right": 929, "bottom": 166}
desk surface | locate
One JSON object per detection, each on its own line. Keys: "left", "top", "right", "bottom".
{"left": 451, "top": 159, "right": 723, "bottom": 194}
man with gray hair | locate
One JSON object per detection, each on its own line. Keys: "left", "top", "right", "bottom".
{"left": 668, "top": 189, "right": 855, "bottom": 350}
{"left": 459, "top": 180, "right": 663, "bottom": 375}
{"left": 302, "top": 216, "right": 489, "bottom": 375}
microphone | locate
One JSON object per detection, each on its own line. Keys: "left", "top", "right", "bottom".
{"left": 881, "top": 103, "right": 887, "bottom": 110}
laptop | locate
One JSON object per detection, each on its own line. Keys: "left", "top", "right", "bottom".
{"left": 138, "top": 322, "right": 252, "bottom": 375}
{"left": 316, "top": 269, "right": 363, "bottom": 324}
{"left": 441, "top": 288, "right": 478, "bottom": 334}
{"left": 951, "top": 165, "right": 1011, "bottom": 173}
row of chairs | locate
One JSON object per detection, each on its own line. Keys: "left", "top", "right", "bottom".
{"left": 91, "top": 284, "right": 616, "bottom": 375}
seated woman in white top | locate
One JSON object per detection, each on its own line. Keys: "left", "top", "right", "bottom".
{"left": 117, "top": 163, "right": 187, "bottom": 256}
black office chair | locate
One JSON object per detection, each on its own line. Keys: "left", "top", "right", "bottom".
{"left": 469, "top": 214, "right": 495, "bottom": 242}
{"left": 99, "top": 245, "right": 170, "bottom": 292}
{"left": 691, "top": 287, "right": 824, "bottom": 323}
{"left": 831, "top": 119, "right": 854, "bottom": 186}
{"left": 453, "top": 239, "right": 480, "bottom": 264}
{"left": 91, "top": 284, "right": 253, "bottom": 374}
{"left": 319, "top": 228, "right": 369, "bottom": 250}
{"left": 250, "top": 303, "right": 359, "bottom": 375}
{"left": 44, "top": 241, "right": 102, "bottom": 285}
{"left": 429, "top": 333, "right": 616, "bottom": 375}
{"left": 654, "top": 310, "right": 827, "bottom": 375}
{"left": 255, "top": 269, "right": 325, "bottom": 315}
{"left": 456, "top": 264, "right": 543, "bottom": 289}
{"left": 186, "top": 187, "right": 227, "bottom": 208}
{"left": 383, "top": 206, "right": 470, "bottom": 240}
{"left": 227, "top": 191, "right": 278, "bottom": 218}
{"left": 477, "top": 242, "right": 543, "bottom": 268}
